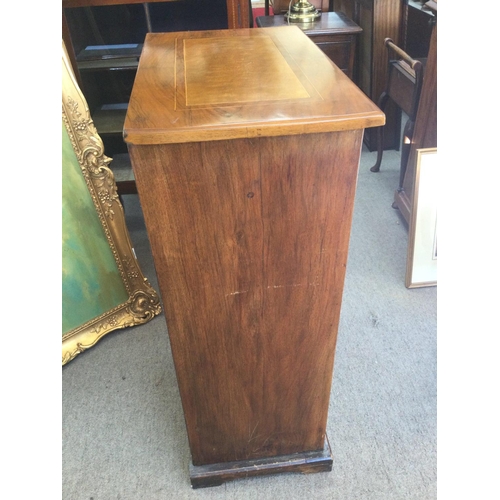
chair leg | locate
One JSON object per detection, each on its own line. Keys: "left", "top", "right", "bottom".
{"left": 370, "top": 126, "right": 385, "bottom": 172}
{"left": 370, "top": 92, "right": 389, "bottom": 173}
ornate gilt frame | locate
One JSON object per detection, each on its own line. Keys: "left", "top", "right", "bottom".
{"left": 62, "top": 41, "right": 161, "bottom": 365}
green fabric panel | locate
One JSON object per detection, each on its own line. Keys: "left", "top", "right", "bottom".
{"left": 62, "top": 122, "right": 128, "bottom": 335}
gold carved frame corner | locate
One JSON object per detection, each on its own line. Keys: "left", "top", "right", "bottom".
{"left": 62, "top": 41, "right": 161, "bottom": 365}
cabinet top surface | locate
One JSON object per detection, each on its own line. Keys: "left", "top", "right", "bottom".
{"left": 255, "top": 12, "right": 363, "bottom": 34}
{"left": 124, "top": 27, "right": 384, "bottom": 145}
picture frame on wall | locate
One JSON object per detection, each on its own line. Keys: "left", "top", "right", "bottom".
{"left": 62, "top": 41, "right": 161, "bottom": 365}
{"left": 405, "top": 147, "right": 437, "bottom": 288}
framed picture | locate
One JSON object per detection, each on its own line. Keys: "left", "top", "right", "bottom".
{"left": 62, "top": 41, "right": 161, "bottom": 365}
{"left": 405, "top": 147, "right": 437, "bottom": 288}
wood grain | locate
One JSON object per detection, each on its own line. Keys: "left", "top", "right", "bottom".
{"left": 129, "top": 129, "right": 363, "bottom": 465}
{"left": 124, "top": 27, "right": 384, "bottom": 145}
{"left": 183, "top": 37, "right": 310, "bottom": 105}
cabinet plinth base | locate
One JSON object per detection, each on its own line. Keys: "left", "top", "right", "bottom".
{"left": 189, "top": 437, "right": 333, "bottom": 488}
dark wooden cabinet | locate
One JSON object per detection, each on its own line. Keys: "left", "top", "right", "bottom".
{"left": 333, "top": 0, "right": 403, "bottom": 151}
{"left": 256, "top": 12, "right": 362, "bottom": 80}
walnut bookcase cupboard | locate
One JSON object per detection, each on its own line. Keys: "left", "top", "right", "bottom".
{"left": 124, "top": 26, "right": 384, "bottom": 487}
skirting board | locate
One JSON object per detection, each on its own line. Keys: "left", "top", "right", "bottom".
{"left": 189, "top": 435, "right": 333, "bottom": 488}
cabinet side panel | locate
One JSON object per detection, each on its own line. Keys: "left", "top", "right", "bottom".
{"left": 129, "top": 130, "right": 362, "bottom": 465}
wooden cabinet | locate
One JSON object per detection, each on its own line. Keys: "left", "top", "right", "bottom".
{"left": 124, "top": 26, "right": 384, "bottom": 488}
{"left": 333, "top": 0, "right": 402, "bottom": 151}
{"left": 256, "top": 12, "right": 362, "bottom": 80}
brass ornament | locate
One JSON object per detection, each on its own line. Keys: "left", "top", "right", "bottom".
{"left": 284, "top": 1, "right": 321, "bottom": 23}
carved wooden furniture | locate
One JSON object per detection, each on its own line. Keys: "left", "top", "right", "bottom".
{"left": 332, "top": 0, "right": 403, "bottom": 151}
{"left": 369, "top": 38, "right": 424, "bottom": 198}
{"left": 393, "top": 1, "right": 436, "bottom": 223}
{"left": 256, "top": 11, "right": 362, "bottom": 79}
{"left": 124, "top": 26, "right": 383, "bottom": 487}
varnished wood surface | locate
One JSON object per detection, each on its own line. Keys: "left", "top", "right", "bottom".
{"left": 363, "top": 0, "right": 403, "bottom": 152}
{"left": 124, "top": 27, "right": 384, "bottom": 145}
{"left": 129, "top": 129, "right": 364, "bottom": 465}
{"left": 256, "top": 11, "right": 362, "bottom": 36}
{"left": 333, "top": 0, "right": 402, "bottom": 96}
{"left": 256, "top": 12, "right": 362, "bottom": 79}
{"left": 366, "top": 0, "right": 403, "bottom": 109}
{"left": 183, "top": 36, "right": 310, "bottom": 105}
{"left": 226, "top": 0, "right": 251, "bottom": 29}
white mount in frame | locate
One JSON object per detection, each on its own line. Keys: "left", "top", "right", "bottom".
{"left": 406, "top": 147, "right": 437, "bottom": 288}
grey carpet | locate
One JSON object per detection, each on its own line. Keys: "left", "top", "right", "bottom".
{"left": 62, "top": 146, "right": 437, "bottom": 499}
